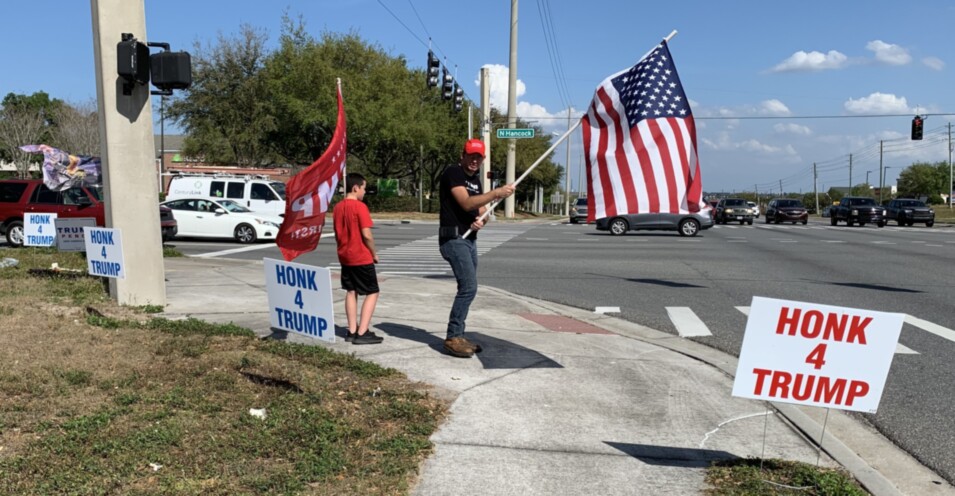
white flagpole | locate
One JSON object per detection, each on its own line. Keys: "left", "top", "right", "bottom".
{"left": 338, "top": 78, "right": 345, "bottom": 183}
{"left": 462, "top": 30, "right": 678, "bottom": 238}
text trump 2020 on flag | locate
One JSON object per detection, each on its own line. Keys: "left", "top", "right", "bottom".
{"left": 582, "top": 40, "right": 705, "bottom": 222}
{"left": 276, "top": 84, "right": 347, "bottom": 261}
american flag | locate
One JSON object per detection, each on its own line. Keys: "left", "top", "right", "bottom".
{"left": 582, "top": 40, "right": 705, "bottom": 222}
{"left": 276, "top": 84, "right": 347, "bottom": 261}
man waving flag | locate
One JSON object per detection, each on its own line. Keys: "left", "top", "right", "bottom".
{"left": 582, "top": 39, "right": 705, "bottom": 223}
{"left": 276, "top": 82, "right": 347, "bottom": 261}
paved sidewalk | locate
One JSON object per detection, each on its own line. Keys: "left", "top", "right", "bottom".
{"left": 162, "top": 257, "right": 953, "bottom": 496}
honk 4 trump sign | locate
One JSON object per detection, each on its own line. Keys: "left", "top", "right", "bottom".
{"left": 732, "top": 297, "right": 903, "bottom": 413}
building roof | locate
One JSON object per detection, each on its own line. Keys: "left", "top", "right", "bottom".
{"left": 154, "top": 134, "right": 185, "bottom": 156}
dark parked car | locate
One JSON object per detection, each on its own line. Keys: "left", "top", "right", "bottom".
{"left": 830, "top": 196, "right": 885, "bottom": 227}
{"left": 714, "top": 198, "right": 754, "bottom": 225}
{"left": 596, "top": 211, "right": 714, "bottom": 237}
{"left": 160, "top": 205, "right": 178, "bottom": 241}
{"left": 570, "top": 197, "right": 589, "bottom": 224}
{"left": 884, "top": 198, "right": 934, "bottom": 227}
{"left": 765, "top": 198, "right": 809, "bottom": 224}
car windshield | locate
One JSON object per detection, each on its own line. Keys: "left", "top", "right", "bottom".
{"left": 86, "top": 185, "right": 103, "bottom": 201}
{"left": 849, "top": 198, "right": 877, "bottom": 206}
{"left": 723, "top": 199, "right": 745, "bottom": 206}
{"left": 576, "top": 198, "right": 588, "bottom": 206}
{"left": 899, "top": 200, "right": 925, "bottom": 207}
{"left": 777, "top": 200, "right": 802, "bottom": 207}
{"left": 270, "top": 182, "right": 286, "bottom": 200}
{"left": 216, "top": 199, "right": 251, "bottom": 213}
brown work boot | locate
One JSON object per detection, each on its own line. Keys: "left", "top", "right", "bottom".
{"left": 443, "top": 337, "right": 475, "bottom": 358}
{"left": 463, "top": 337, "right": 482, "bottom": 353}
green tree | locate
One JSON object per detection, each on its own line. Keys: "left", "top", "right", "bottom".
{"left": 0, "top": 92, "right": 65, "bottom": 177}
{"left": 165, "top": 24, "right": 278, "bottom": 166}
{"left": 897, "top": 161, "right": 949, "bottom": 203}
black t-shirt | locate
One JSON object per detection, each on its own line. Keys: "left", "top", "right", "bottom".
{"left": 439, "top": 165, "right": 483, "bottom": 240}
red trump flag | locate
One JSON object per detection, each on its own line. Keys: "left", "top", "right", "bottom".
{"left": 582, "top": 40, "right": 705, "bottom": 223}
{"left": 276, "top": 85, "right": 347, "bottom": 261}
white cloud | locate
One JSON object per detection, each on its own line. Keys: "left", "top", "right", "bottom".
{"left": 844, "top": 92, "right": 911, "bottom": 114}
{"left": 771, "top": 50, "right": 848, "bottom": 72}
{"left": 774, "top": 123, "right": 812, "bottom": 135}
{"left": 922, "top": 56, "right": 945, "bottom": 71}
{"left": 476, "top": 64, "right": 525, "bottom": 111}
{"left": 759, "top": 99, "right": 791, "bottom": 116}
{"left": 866, "top": 40, "right": 911, "bottom": 65}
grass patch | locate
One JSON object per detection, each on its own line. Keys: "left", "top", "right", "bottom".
{"left": 705, "top": 458, "right": 868, "bottom": 495}
{"left": 162, "top": 246, "right": 183, "bottom": 257}
{"left": 0, "top": 249, "right": 448, "bottom": 495}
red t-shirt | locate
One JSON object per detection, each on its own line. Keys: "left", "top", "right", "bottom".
{"left": 333, "top": 198, "right": 374, "bottom": 266}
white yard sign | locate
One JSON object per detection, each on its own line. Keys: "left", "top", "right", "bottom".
{"left": 55, "top": 217, "right": 97, "bottom": 252}
{"left": 264, "top": 258, "right": 335, "bottom": 342}
{"left": 83, "top": 227, "right": 125, "bottom": 279}
{"left": 24, "top": 213, "right": 58, "bottom": 247}
{"left": 732, "top": 296, "right": 903, "bottom": 413}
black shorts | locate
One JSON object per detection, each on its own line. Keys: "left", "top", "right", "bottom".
{"left": 340, "top": 264, "right": 379, "bottom": 295}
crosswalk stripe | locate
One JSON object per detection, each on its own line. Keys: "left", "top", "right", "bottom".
{"left": 904, "top": 314, "right": 955, "bottom": 344}
{"left": 666, "top": 307, "right": 712, "bottom": 337}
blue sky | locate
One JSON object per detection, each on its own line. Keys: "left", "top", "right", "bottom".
{"left": 4, "top": 0, "right": 955, "bottom": 195}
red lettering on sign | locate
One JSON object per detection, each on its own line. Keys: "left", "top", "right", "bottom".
{"left": 751, "top": 368, "right": 870, "bottom": 406}
{"left": 775, "top": 307, "right": 870, "bottom": 345}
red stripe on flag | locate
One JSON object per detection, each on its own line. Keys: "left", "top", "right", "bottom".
{"left": 684, "top": 118, "right": 703, "bottom": 209}
{"left": 597, "top": 88, "right": 638, "bottom": 214}
{"left": 629, "top": 124, "right": 658, "bottom": 213}
{"left": 655, "top": 118, "right": 681, "bottom": 213}
{"left": 588, "top": 98, "right": 618, "bottom": 219}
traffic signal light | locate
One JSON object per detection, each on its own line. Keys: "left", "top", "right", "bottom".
{"left": 441, "top": 69, "right": 454, "bottom": 101}
{"left": 426, "top": 50, "right": 440, "bottom": 88}
{"left": 911, "top": 115, "right": 923, "bottom": 140}
{"left": 453, "top": 84, "right": 464, "bottom": 112}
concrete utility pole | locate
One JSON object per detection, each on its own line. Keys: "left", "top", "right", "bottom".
{"left": 813, "top": 163, "right": 819, "bottom": 215}
{"left": 848, "top": 153, "right": 853, "bottom": 194}
{"left": 91, "top": 0, "right": 166, "bottom": 305}
{"left": 949, "top": 122, "right": 953, "bottom": 208}
{"left": 879, "top": 140, "right": 884, "bottom": 203}
{"left": 480, "top": 67, "right": 491, "bottom": 195}
{"left": 563, "top": 107, "right": 572, "bottom": 217}
{"left": 504, "top": 0, "right": 519, "bottom": 218}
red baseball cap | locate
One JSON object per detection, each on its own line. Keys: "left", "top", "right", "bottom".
{"left": 463, "top": 139, "right": 486, "bottom": 158}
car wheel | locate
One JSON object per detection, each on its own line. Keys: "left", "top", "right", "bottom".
{"left": 802, "top": 219, "right": 808, "bottom": 225}
{"left": 830, "top": 217, "right": 837, "bottom": 226}
{"left": 926, "top": 221, "right": 934, "bottom": 228}
{"left": 747, "top": 220, "right": 753, "bottom": 225}
{"left": 877, "top": 221, "right": 885, "bottom": 228}
{"left": 570, "top": 217, "right": 577, "bottom": 224}
{"left": 764, "top": 215, "right": 770, "bottom": 224}
{"left": 609, "top": 218, "right": 628, "bottom": 236}
{"left": 678, "top": 218, "right": 700, "bottom": 237}
{"left": 739, "top": 220, "right": 745, "bottom": 225}
{"left": 897, "top": 215, "right": 905, "bottom": 226}
{"left": 847, "top": 219, "right": 854, "bottom": 226}
{"left": 5, "top": 220, "right": 24, "bottom": 247}
{"left": 234, "top": 223, "right": 257, "bottom": 243}
{"left": 907, "top": 221, "right": 914, "bottom": 227}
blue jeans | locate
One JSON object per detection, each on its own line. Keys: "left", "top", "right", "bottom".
{"left": 440, "top": 237, "right": 478, "bottom": 339}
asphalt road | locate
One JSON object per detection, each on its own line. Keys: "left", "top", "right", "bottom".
{"left": 161, "top": 217, "right": 955, "bottom": 484}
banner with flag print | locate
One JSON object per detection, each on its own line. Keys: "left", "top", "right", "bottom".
{"left": 276, "top": 84, "right": 347, "bottom": 261}
{"left": 582, "top": 40, "right": 706, "bottom": 223}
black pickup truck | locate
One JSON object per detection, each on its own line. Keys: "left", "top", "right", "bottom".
{"left": 829, "top": 196, "right": 885, "bottom": 227}
{"left": 884, "top": 198, "right": 935, "bottom": 227}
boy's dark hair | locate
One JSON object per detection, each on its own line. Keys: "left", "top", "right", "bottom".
{"left": 345, "top": 173, "right": 366, "bottom": 194}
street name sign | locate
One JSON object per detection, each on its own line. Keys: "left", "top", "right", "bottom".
{"left": 496, "top": 128, "right": 535, "bottom": 139}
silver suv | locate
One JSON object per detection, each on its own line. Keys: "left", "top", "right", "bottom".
{"left": 570, "top": 197, "right": 589, "bottom": 224}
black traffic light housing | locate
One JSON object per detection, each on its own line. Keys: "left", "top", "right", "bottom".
{"left": 453, "top": 84, "right": 464, "bottom": 112}
{"left": 441, "top": 69, "right": 454, "bottom": 101}
{"left": 426, "top": 51, "right": 440, "bottom": 89}
{"left": 149, "top": 45, "right": 192, "bottom": 95}
{"left": 911, "top": 115, "right": 924, "bottom": 140}
{"left": 117, "top": 33, "right": 150, "bottom": 95}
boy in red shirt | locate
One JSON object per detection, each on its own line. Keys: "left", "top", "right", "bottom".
{"left": 333, "top": 173, "right": 383, "bottom": 344}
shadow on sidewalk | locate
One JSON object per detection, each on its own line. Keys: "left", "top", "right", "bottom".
{"left": 605, "top": 441, "right": 736, "bottom": 468}
{"left": 375, "top": 322, "right": 564, "bottom": 370}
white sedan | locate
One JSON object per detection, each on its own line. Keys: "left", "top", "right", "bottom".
{"left": 160, "top": 198, "right": 283, "bottom": 243}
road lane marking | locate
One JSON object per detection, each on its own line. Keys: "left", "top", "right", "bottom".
{"left": 667, "top": 307, "right": 712, "bottom": 337}
{"left": 193, "top": 242, "right": 279, "bottom": 258}
{"left": 905, "top": 315, "right": 955, "bottom": 344}
{"left": 736, "top": 306, "right": 750, "bottom": 316}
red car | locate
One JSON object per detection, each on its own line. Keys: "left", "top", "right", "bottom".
{"left": 0, "top": 179, "right": 176, "bottom": 246}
